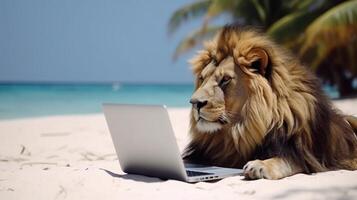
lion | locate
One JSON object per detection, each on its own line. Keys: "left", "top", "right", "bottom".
{"left": 183, "top": 25, "right": 357, "bottom": 180}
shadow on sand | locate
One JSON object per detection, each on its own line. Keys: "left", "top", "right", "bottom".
{"left": 100, "top": 168, "right": 166, "bottom": 183}
{"left": 99, "top": 168, "right": 242, "bottom": 184}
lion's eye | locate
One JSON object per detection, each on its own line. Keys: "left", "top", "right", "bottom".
{"left": 219, "top": 75, "right": 232, "bottom": 88}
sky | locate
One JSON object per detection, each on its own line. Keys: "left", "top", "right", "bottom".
{"left": 0, "top": 0, "right": 206, "bottom": 84}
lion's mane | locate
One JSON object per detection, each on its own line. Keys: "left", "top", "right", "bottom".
{"left": 183, "top": 25, "right": 357, "bottom": 173}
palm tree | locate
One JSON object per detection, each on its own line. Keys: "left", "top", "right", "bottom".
{"left": 168, "top": 0, "right": 357, "bottom": 97}
{"left": 168, "top": 0, "right": 295, "bottom": 59}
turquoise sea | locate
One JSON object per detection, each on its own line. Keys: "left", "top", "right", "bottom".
{"left": 0, "top": 83, "right": 194, "bottom": 119}
{"left": 0, "top": 83, "right": 339, "bottom": 120}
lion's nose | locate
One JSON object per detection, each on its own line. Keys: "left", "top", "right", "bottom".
{"left": 189, "top": 99, "right": 208, "bottom": 110}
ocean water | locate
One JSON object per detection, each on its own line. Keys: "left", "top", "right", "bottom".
{"left": 0, "top": 83, "right": 194, "bottom": 119}
{"left": 0, "top": 83, "right": 339, "bottom": 120}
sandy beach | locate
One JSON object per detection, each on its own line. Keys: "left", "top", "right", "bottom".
{"left": 1, "top": 99, "right": 357, "bottom": 200}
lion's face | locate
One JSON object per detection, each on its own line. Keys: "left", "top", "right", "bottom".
{"left": 189, "top": 30, "right": 271, "bottom": 134}
{"left": 190, "top": 56, "right": 247, "bottom": 133}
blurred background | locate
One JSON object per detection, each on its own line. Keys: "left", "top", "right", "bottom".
{"left": 0, "top": 0, "right": 356, "bottom": 119}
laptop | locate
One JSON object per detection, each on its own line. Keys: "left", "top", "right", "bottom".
{"left": 102, "top": 104, "right": 243, "bottom": 182}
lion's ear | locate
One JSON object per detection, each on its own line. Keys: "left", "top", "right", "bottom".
{"left": 246, "top": 48, "right": 269, "bottom": 76}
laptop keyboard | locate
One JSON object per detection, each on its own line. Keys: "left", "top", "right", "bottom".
{"left": 186, "top": 170, "right": 214, "bottom": 177}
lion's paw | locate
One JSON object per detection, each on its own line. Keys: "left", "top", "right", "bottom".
{"left": 243, "top": 160, "right": 276, "bottom": 180}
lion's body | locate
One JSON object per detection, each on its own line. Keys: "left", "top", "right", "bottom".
{"left": 184, "top": 25, "right": 357, "bottom": 179}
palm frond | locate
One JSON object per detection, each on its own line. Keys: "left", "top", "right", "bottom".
{"left": 267, "top": 10, "right": 320, "bottom": 45}
{"left": 173, "top": 26, "right": 222, "bottom": 60}
{"left": 206, "top": 0, "right": 237, "bottom": 18}
{"left": 300, "top": 0, "right": 357, "bottom": 69}
{"left": 289, "top": 0, "right": 320, "bottom": 11}
{"left": 251, "top": 0, "right": 267, "bottom": 23}
{"left": 168, "top": 0, "right": 212, "bottom": 35}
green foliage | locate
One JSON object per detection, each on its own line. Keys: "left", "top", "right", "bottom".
{"left": 267, "top": 10, "right": 320, "bottom": 45}
{"left": 173, "top": 25, "right": 222, "bottom": 60}
{"left": 300, "top": 0, "right": 357, "bottom": 71}
{"left": 168, "top": 0, "right": 212, "bottom": 35}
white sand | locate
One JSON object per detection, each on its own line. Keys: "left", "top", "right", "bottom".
{"left": 0, "top": 99, "right": 357, "bottom": 200}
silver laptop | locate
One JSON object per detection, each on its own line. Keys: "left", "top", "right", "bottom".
{"left": 102, "top": 104, "right": 243, "bottom": 182}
